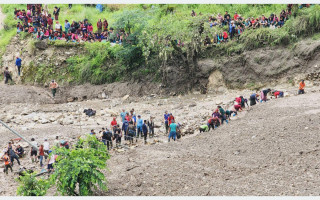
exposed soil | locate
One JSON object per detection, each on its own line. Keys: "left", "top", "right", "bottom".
{"left": 0, "top": 82, "right": 319, "bottom": 196}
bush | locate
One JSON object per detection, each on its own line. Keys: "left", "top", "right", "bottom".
{"left": 50, "top": 135, "right": 110, "bottom": 196}
{"left": 16, "top": 172, "right": 50, "bottom": 196}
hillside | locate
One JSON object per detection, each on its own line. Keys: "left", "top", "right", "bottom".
{"left": 1, "top": 4, "right": 320, "bottom": 96}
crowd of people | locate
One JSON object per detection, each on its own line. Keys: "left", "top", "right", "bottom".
{"left": 14, "top": 4, "right": 128, "bottom": 43}
{"left": 200, "top": 4, "right": 295, "bottom": 45}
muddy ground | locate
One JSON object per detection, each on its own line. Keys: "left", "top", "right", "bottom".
{"left": 0, "top": 82, "right": 320, "bottom": 196}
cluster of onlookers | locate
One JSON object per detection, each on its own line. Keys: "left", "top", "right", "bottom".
{"left": 14, "top": 4, "right": 128, "bottom": 44}
{"left": 201, "top": 4, "right": 294, "bottom": 45}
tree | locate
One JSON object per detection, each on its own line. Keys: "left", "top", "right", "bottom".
{"left": 50, "top": 135, "right": 110, "bottom": 196}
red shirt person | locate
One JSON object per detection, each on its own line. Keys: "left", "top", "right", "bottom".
{"left": 168, "top": 114, "right": 175, "bottom": 125}
{"left": 111, "top": 117, "right": 117, "bottom": 130}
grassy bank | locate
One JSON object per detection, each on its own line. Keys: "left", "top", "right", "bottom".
{"left": 4, "top": 4, "right": 320, "bottom": 86}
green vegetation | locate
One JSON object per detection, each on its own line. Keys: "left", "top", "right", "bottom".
{"left": 3, "top": 4, "right": 320, "bottom": 86}
{"left": 16, "top": 172, "right": 50, "bottom": 196}
{"left": 16, "top": 135, "right": 110, "bottom": 196}
{"left": 50, "top": 135, "right": 110, "bottom": 196}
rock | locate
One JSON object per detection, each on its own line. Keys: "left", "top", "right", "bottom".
{"left": 106, "top": 109, "right": 118, "bottom": 117}
{"left": 67, "top": 97, "right": 75, "bottom": 102}
{"left": 33, "top": 116, "right": 39, "bottom": 122}
{"left": 122, "top": 95, "right": 130, "bottom": 101}
{"left": 49, "top": 117, "right": 56, "bottom": 122}
{"left": 40, "top": 119, "right": 49, "bottom": 124}
{"left": 101, "top": 92, "right": 107, "bottom": 99}
{"left": 188, "top": 103, "right": 197, "bottom": 107}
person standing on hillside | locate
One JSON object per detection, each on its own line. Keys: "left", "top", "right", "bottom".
{"left": 49, "top": 80, "right": 58, "bottom": 98}
{"left": 53, "top": 6, "right": 60, "bottom": 21}
{"left": 97, "top": 19, "right": 102, "bottom": 34}
{"left": 3, "top": 67, "right": 13, "bottom": 84}
{"left": 120, "top": 109, "right": 127, "bottom": 123}
{"left": 15, "top": 57, "right": 22, "bottom": 76}
{"left": 298, "top": 80, "right": 305, "bottom": 94}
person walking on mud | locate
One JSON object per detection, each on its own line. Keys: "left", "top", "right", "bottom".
{"left": 15, "top": 57, "right": 22, "bottom": 76}
{"left": 298, "top": 80, "right": 305, "bottom": 94}
{"left": 2, "top": 152, "right": 13, "bottom": 175}
{"left": 3, "top": 67, "right": 13, "bottom": 84}
{"left": 49, "top": 80, "right": 59, "bottom": 98}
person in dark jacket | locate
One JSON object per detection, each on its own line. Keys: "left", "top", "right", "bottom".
{"left": 102, "top": 128, "right": 113, "bottom": 150}
{"left": 15, "top": 145, "right": 24, "bottom": 158}
{"left": 53, "top": 6, "right": 60, "bottom": 20}
{"left": 4, "top": 67, "right": 13, "bottom": 84}
{"left": 142, "top": 120, "right": 148, "bottom": 144}
{"left": 8, "top": 142, "right": 20, "bottom": 166}
{"left": 147, "top": 117, "right": 155, "bottom": 138}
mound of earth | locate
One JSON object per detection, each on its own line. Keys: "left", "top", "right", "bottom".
{"left": 105, "top": 91, "right": 320, "bottom": 196}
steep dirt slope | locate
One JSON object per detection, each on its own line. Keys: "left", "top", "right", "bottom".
{"left": 105, "top": 91, "right": 320, "bottom": 196}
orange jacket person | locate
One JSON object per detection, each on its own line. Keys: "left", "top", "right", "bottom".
{"left": 2, "top": 152, "right": 12, "bottom": 175}
{"left": 298, "top": 80, "right": 305, "bottom": 94}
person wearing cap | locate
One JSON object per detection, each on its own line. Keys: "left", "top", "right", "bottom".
{"left": 137, "top": 115, "right": 143, "bottom": 138}
{"left": 49, "top": 80, "right": 58, "bottom": 98}
{"left": 298, "top": 80, "right": 305, "bottom": 94}
{"left": 15, "top": 57, "right": 22, "bottom": 76}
